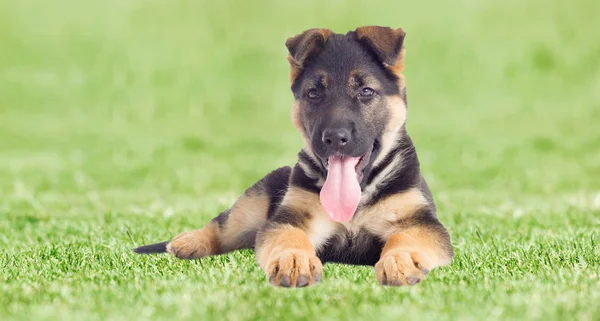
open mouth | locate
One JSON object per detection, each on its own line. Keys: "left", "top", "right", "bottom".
{"left": 321, "top": 141, "right": 376, "bottom": 183}
{"left": 318, "top": 141, "right": 377, "bottom": 223}
{"left": 324, "top": 152, "right": 371, "bottom": 183}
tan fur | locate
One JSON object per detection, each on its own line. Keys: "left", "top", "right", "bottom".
{"left": 286, "top": 28, "right": 332, "bottom": 83}
{"left": 385, "top": 47, "right": 406, "bottom": 77}
{"left": 256, "top": 226, "right": 314, "bottom": 269}
{"left": 355, "top": 26, "right": 405, "bottom": 67}
{"left": 167, "top": 222, "right": 221, "bottom": 259}
{"left": 256, "top": 226, "right": 323, "bottom": 287}
{"left": 396, "top": 227, "right": 453, "bottom": 267}
{"left": 372, "top": 95, "right": 407, "bottom": 167}
{"left": 370, "top": 187, "right": 452, "bottom": 286}
{"left": 307, "top": 210, "right": 339, "bottom": 251}
{"left": 167, "top": 191, "right": 270, "bottom": 259}
{"left": 384, "top": 96, "right": 408, "bottom": 132}
{"left": 355, "top": 27, "right": 405, "bottom": 52}
{"left": 219, "top": 194, "right": 270, "bottom": 251}
{"left": 292, "top": 101, "right": 311, "bottom": 148}
{"left": 297, "top": 156, "right": 325, "bottom": 186}
{"left": 288, "top": 55, "right": 301, "bottom": 84}
{"left": 388, "top": 47, "right": 407, "bottom": 100}
{"left": 356, "top": 187, "right": 429, "bottom": 239}
{"left": 375, "top": 247, "right": 426, "bottom": 286}
{"left": 280, "top": 187, "right": 339, "bottom": 249}
{"left": 281, "top": 187, "right": 321, "bottom": 214}
{"left": 291, "top": 101, "right": 304, "bottom": 136}
{"left": 375, "top": 230, "right": 451, "bottom": 286}
{"left": 359, "top": 187, "right": 450, "bottom": 286}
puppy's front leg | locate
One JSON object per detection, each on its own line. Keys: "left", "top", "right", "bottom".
{"left": 375, "top": 223, "right": 453, "bottom": 286}
{"left": 256, "top": 225, "right": 322, "bottom": 288}
{"left": 255, "top": 187, "right": 336, "bottom": 288}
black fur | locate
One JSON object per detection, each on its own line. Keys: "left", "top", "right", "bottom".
{"left": 133, "top": 241, "right": 168, "bottom": 254}
{"left": 363, "top": 133, "right": 423, "bottom": 207}
{"left": 318, "top": 228, "right": 384, "bottom": 266}
{"left": 257, "top": 167, "right": 292, "bottom": 218}
{"left": 268, "top": 205, "right": 311, "bottom": 228}
{"left": 288, "top": 163, "right": 321, "bottom": 194}
{"left": 298, "top": 150, "right": 326, "bottom": 178}
{"left": 212, "top": 209, "right": 231, "bottom": 228}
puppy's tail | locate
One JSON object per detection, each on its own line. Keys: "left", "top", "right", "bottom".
{"left": 132, "top": 241, "right": 169, "bottom": 254}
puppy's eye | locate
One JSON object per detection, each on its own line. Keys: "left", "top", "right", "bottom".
{"left": 307, "top": 89, "right": 320, "bottom": 100}
{"left": 359, "top": 87, "right": 375, "bottom": 97}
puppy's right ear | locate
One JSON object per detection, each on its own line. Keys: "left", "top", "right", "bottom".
{"left": 285, "top": 28, "right": 332, "bottom": 83}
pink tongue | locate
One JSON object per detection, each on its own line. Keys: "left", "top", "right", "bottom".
{"left": 320, "top": 156, "right": 362, "bottom": 222}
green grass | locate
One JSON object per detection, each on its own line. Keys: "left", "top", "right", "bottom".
{"left": 1, "top": 0, "right": 599, "bottom": 320}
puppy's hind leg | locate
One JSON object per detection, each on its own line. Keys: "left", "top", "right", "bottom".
{"left": 133, "top": 167, "right": 291, "bottom": 260}
{"left": 167, "top": 192, "right": 268, "bottom": 260}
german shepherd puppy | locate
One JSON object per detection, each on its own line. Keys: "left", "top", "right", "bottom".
{"left": 134, "top": 26, "right": 453, "bottom": 287}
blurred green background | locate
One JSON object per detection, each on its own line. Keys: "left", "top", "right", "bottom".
{"left": 1, "top": 0, "right": 599, "bottom": 320}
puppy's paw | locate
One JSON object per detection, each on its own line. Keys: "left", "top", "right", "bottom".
{"left": 375, "top": 251, "right": 430, "bottom": 286}
{"left": 266, "top": 250, "right": 323, "bottom": 288}
{"left": 167, "top": 230, "right": 218, "bottom": 260}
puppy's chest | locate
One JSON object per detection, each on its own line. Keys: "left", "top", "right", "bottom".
{"left": 317, "top": 222, "right": 385, "bottom": 266}
{"left": 342, "top": 215, "right": 383, "bottom": 235}
{"left": 348, "top": 204, "right": 398, "bottom": 234}
{"left": 307, "top": 198, "right": 406, "bottom": 251}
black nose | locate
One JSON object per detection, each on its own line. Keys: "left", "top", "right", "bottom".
{"left": 322, "top": 128, "right": 352, "bottom": 148}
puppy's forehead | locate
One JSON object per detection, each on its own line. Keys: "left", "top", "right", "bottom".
{"left": 309, "top": 34, "right": 378, "bottom": 75}
{"left": 296, "top": 33, "right": 399, "bottom": 93}
{"left": 299, "top": 70, "right": 328, "bottom": 88}
{"left": 348, "top": 69, "right": 381, "bottom": 88}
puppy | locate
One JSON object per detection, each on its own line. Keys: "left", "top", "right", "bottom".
{"left": 134, "top": 26, "right": 453, "bottom": 288}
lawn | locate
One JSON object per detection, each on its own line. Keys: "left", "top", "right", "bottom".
{"left": 1, "top": 0, "right": 599, "bottom": 320}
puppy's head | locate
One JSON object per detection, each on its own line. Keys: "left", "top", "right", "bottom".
{"left": 286, "top": 26, "right": 408, "bottom": 221}
{"left": 288, "top": 26, "right": 407, "bottom": 179}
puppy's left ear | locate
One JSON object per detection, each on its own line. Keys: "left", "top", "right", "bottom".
{"left": 355, "top": 26, "right": 406, "bottom": 75}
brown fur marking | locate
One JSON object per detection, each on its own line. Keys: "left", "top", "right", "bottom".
{"left": 167, "top": 190, "right": 270, "bottom": 259}
{"left": 256, "top": 226, "right": 323, "bottom": 287}
{"left": 291, "top": 101, "right": 313, "bottom": 151}
{"left": 396, "top": 226, "right": 453, "bottom": 267}
{"left": 167, "top": 222, "right": 221, "bottom": 259}
{"left": 372, "top": 95, "right": 407, "bottom": 167}
{"left": 375, "top": 229, "right": 451, "bottom": 286}
{"left": 219, "top": 194, "right": 270, "bottom": 251}
{"left": 291, "top": 101, "right": 304, "bottom": 137}
{"left": 375, "top": 246, "right": 426, "bottom": 286}
{"left": 385, "top": 47, "right": 406, "bottom": 77}
{"left": 355, "top": 26, "right": 405, "bottom": 65}
{"left": 355, "top": 26, "right": 406, "bottom": 92}
{"left": 374, "top": 213, "right": 452, "bottom": 286}
{"left": 387, "top": 47, "right": 407, "bottom": 100}
{"left": 358, "top": 187, "right": 427, "bottom": 238}
{"left": 384, "top": 95, "right": 407, "bottom": 132}
{"left": 286, "top": 28, "right": 332, "bottom": 83}
{"left": 281, "top": 187, "right": 339, "bottom": 250}
{"left": 281, "top": 187, "right": 321, "bottom": 213}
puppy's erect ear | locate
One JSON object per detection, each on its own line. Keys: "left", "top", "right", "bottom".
{"left": 355, "top": 26, "right": 406, "bottom": 76}
{"left": 285, "top": 28, "right": 332, "bottom": 83}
